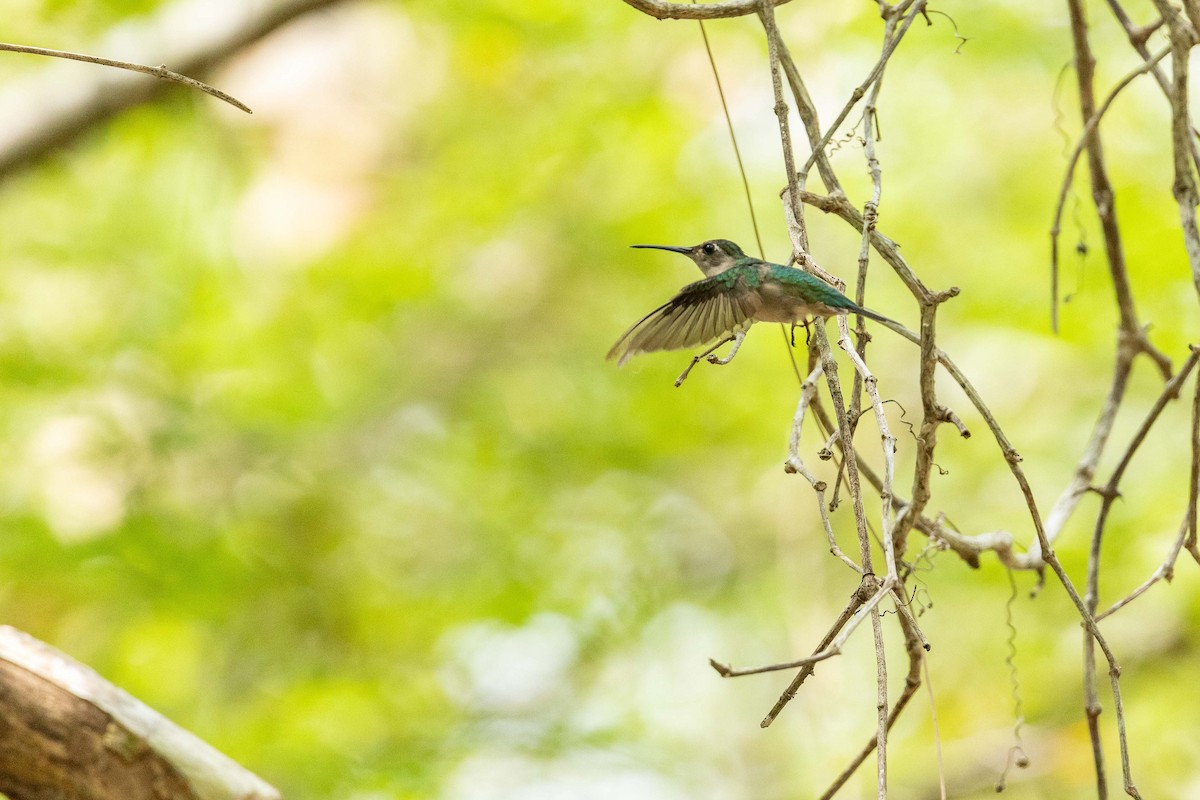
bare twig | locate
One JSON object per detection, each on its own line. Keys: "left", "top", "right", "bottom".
{"left": 0, "top": 0, "right": 347, "bottom": 181}
{"left": 1086, "top": 347, "right": 1200, "bottom": 611}
{"left": 1096, "top": 510, "right": 1192, "bottom": 620}
{"left": 834, "top": 314, "right": 898, "bottom": 580}
{"left": 785, "top": 366, "right": 864, "bottom": 573}
{"left": 1050, "top": 45, "right": 1171, "bottom": 328}
{"left": 0, "top": 42, "right": 251, "bottom": 113}
{"left": 1097, "top": 349, "right": 1200, "bottom": 620}
{"left": 1152, "top": 0, "right": 1200, "bottom": 299}
{"left": 710, "top": 589, "right": 861, "bottom": 682}
{"left": 819, "top": 614, "right": 925, "bottom": 800}
{"left": 1190, "top": 355, "right": 1200, "bottom": 565}
{"left": 1061, "top": 4, "right": 1160, "bottom": 793}
{"left": 870, "top": 597, "right": 888, "bottom": 799}
{"left": 845, "top": 8, "right": 894, "bottom": 452}
{"left": 1081, "top": 345, "right": 1197, "bottom": 799}
{"left": 773, "top": 34, "right": 841, "bottom": 194}
{"left": 621, "top": 0, "right": 792, "bottom": 20}
{"left": 803, "top": 122, "right": 1141, "bottom": 799}
{"left": 1103, "top": 1, "right": 1200, "bottom": 175}
{"left": 811, "top": 323, "right": 875, "bottom": 573}
{"left": 924, "top": 655, "right": 948, "bottom": 800}
{"left": 798, "top": 2, "right": 926, "bottom": 183}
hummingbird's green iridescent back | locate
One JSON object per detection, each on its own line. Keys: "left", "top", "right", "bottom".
{"left": 608, "top": 239, "right": 891, "bottom": 365}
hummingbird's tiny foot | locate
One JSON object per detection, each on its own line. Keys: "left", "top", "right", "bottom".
{"left": 709, "top": 331, "right": 746, "bottom": 366}
{"left": 675, "top": 332, "right": 742, "bottom": 385}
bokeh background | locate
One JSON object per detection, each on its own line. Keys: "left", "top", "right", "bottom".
{"left": 1, "top": 1, "right": 1199, "bottom": 797}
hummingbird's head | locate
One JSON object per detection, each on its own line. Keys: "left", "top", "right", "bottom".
{"left": 631, "top": 239, "right": 746, "bottom": 277}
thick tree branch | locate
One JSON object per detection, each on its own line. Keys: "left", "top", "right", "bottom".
{"left": 0, "top": 626, "right": 279, "bottom": 800}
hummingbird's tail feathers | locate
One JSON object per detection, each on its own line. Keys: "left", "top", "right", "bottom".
{"left": 607, "top": 282, "right": 758, "bottom": 365}
{"left": 771, "top": 267, "right": 894, "bottom": 326}
{"left": 849, "top": 304, "right": 893, "bottom": 325}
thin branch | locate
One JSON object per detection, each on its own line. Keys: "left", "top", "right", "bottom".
{"left": 710, "top": 590, "right": 861, "bottom": 682}
{"left": 798, "top": 2, "right": 926, "bottom": 183}
{"left": 1063, "top": 5, "right": 1155, "bottom": 793}
{"left": 846, "top": 8, "right": 895, "bottom": 456}
{"left": 1081, "top": 346, "right": 1199, "bottom": 799}
{"left": 1153, "top": 0, "right": 1200, "bottom": 300}
{"left": 1059, "top": 0, "right": 1172, "bottom": 369}
{"left": 1103, "top": 1, "right": 1200, "bottom": 175}
{"left": 621, "top": 0, "right": 792, "bottom": 20}
{"left": 1096, "top": 510, "right": 1192, "bottom": 620}
{"left": 1097, "top": 354, "right": 1200, "bottom": 620}
{"left": 0, "top": 0, "right": 347, "bottom": 181}
{"left": 870, "top": 601, "right": 888, "bottom": 800}
{"left": 773, "top": 33, "right": 842, "bottom": 194}
{"left": 0, "top": 42, "right": 251, "bottom": 113}
{"left": 1050, "top": 45, "right": 1171, "bottom": 328}
{"left": 785, "top": 365, "right": 864, "bottom": 573}
{"left": 1086, "top": 347, "right": 1200, "bottom": 611}
{"left": 710, "top": 580, "right": 897, "bottom": 702}
{"left": 1190, "top": 353, "right": 1200, "bottom": 564}
{"left": 834, "top": 313, "right": 898, "bottom": 580}
{"left": 819, "top": 615, "right": 925, "bottom": 800}
{"left": 811, "top": 322, "right": 874, "bottom": 573}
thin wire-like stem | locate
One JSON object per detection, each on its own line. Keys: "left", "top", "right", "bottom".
{"left": 696, "top": 19, "right": 766, "bottom": 259}
{"left": 923, "top": 655, "right": 948, "bottom": 800}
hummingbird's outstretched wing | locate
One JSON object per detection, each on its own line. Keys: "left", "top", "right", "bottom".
{"left": 607, "top": 272, "right": 760, "bottom": 366}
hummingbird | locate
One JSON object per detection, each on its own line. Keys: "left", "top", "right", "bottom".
{"left": 607, "top": 238, "right": 892, "bottom": 367}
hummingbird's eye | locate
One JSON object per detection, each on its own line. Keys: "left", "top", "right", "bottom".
{"left": 702, "top": 242, "right": 717, "bottom": 255}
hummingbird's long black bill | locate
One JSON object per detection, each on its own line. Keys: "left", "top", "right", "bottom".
{"left": 631, "top": 244, "right": 691, "bottom": 254}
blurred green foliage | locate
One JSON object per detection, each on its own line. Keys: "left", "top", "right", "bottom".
{"left": 1, "top": 1, "right": 1199, "bottom": 798}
